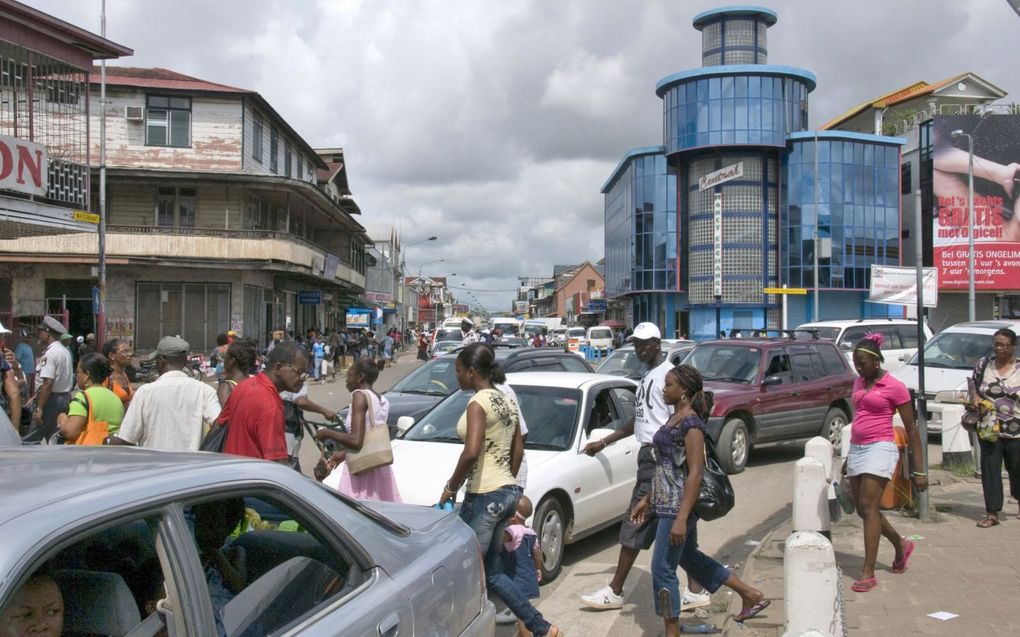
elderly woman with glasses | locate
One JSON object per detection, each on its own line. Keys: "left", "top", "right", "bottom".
{"left": 971, "top": 328, "right": 1020, "bottom": 528}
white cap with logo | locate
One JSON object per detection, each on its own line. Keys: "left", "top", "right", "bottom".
{"left": 627, "top": 322, "right": 661, "bottom": 342}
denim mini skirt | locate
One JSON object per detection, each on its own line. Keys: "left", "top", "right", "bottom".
{"left": 846, "top": 440, "right": 899, "bottom": 479}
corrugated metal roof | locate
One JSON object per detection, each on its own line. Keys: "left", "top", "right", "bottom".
{"left": 820, "top": 81, "right": 929, "bottom": 130}
{"left": 89, "top": 66, "right": 249, "bottom": 93}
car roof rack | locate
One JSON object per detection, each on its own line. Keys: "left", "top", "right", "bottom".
{"left": 727, "top": 328, "right": 819, "bottom": 340}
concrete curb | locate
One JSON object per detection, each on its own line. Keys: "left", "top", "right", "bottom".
{"left": 721, "top": 518, "right": 791, "bottom": 636}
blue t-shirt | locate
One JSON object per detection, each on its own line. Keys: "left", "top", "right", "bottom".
{"left": 15, "top": 343, "right": 34, "bottom": 374}
{"left": 312, "top": 342, "right": 325, "bottom": 358}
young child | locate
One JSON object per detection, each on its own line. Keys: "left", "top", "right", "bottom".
{"left": 193, "top": 499, "right": 247, "bottom": 623}
{"left": 495, "top": 496, "right": 543, "bottom": 636}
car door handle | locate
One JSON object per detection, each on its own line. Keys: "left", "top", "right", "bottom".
{"left": 378, "top": 612, "right": 399, "bottom": 637}
{"left": 791, "top": 391, "right": 801, "bottom": 397}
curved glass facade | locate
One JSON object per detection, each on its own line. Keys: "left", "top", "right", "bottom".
{"left": 661, "top": 73, "right": 810, "bottom": 152}
{"left": 604, "top": 149, "right": 678, "bottom": 298}
{"left": 782, "top": 135, "right": 901, "bottom": 290}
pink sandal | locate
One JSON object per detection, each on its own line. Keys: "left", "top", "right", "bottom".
{"left": 891, "top": 539, "right": 915, "bottom": 574}
{"left": 851, "top": 576, "right": 877, "bottom": 593}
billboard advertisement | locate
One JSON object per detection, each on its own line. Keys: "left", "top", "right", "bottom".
{"left": 933, "top": 114, "right": 1020, "bottom": 289}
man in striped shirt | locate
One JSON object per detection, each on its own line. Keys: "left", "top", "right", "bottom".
{"left": 111, "top": 336, "right": 220, "bottom": 450}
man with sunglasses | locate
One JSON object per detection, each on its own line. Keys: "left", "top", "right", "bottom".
{"left": 218, "top": 342, "right": 308, "bottom": 463}
{"left": 111, "top": 336, "right": 220, "bottom": 450}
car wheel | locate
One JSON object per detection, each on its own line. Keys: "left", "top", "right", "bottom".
{"left": 822, "top": 407, "right": 848, "bottom": 449}
{"left": 717, "top": 418, "right": 750, "bottom": 474}
{"left": 533, "top": 497, "right": 567, "bottom": 583}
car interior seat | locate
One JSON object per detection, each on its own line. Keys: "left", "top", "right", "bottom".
{"left": 54, "top": 569, "right": 142, "bottom": 637}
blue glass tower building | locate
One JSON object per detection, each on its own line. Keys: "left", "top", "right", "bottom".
{"left": 602, "top": 6, "right": 905, "bottom": 338}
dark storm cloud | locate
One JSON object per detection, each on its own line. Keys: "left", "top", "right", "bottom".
{"left": 31, "top": 0, "right": 1020, "bottom": 311}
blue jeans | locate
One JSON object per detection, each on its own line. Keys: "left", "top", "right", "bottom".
{"left": 459, "top": 485, "right": 552, "bottom": 636}
{"left": 313, "top": 356, "right": 323, "bottom": 379}
{"left": 651, "top": 516, "right": 731, "bottom": 618}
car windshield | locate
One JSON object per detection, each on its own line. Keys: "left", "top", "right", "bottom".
{"left": 683, "top": 344, "right": 761, "bottom": 383}
{"left": 403, "top": 385, "right": 582, "bottom": 451}
{"left": 907, "top": 331, "right": 991, "bottom": 369}
{"left": 524, "top": 324, "right": 545, "bottom": 336}
{"left": 596, "top": 349, "right": 662, "bottom": 379}
{"left": 589, "top": 328, "right": 612, "bottom": 339}
{"left": 433, "top": 328, "right": 461, "bottom": 341}
{"left": 390, "top": 358, "right": 458, "bottom": 396}
{"left": 568, "top": 328, "right": 586, "bottom": 337}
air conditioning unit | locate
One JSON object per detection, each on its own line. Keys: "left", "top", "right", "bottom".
{"left": 124, "top": 106, "right": 143, "bottom": 121}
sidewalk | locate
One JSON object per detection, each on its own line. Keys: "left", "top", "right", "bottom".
{"left": 729, "top": 468, "right": 1020, "bottom": 636}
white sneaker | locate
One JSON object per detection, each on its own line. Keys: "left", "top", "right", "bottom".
{"left": 580, "top": 585, "right": 624, "bottom": 610}
{"left": 495, "top": 608, "right": 516, "bottom": 625}
{"left": 681, "top": 587, "right": 711, "bottom": 610}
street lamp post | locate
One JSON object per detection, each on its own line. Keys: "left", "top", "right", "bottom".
{"left": 950, "top": 130, "right": 976, "bottom": 321}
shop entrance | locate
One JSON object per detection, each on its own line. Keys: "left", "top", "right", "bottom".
{"left": 45, "top": 279, "right": 95, "bottom": 336}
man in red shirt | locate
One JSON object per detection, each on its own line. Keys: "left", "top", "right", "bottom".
{"left": 220, "top": 342, "right": 307, "bottom": 462}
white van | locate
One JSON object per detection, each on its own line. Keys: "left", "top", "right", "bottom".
{"left": 795, "top": 319, "right": 932, "bottom": 372}
{"left": 891, "top": 319, "right": 1020, "bottom": 434}
{"left": 586, "top": 326, "right": 614, "bottom": 353}
{"left": 566, "top": 326, "right": 587, "bottom": 347}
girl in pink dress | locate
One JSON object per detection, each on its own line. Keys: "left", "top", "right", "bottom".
{"left": 316, "top": 358, "right": 401, "bottom": 502}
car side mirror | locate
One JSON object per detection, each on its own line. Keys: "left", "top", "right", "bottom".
{"left": 900, "top": 350, "right": 915, "bottom": 361}
{"left": 762, "top": 375, "right": 783, "bottom": 387}
{"left": 396, "top": 416, "right": 415, "bottom": 435}
{"left": 839, "top": 341, "right": 853, "bottom": 352}
{"left": 585, "top": 427, "right": 616, "bottom": 449}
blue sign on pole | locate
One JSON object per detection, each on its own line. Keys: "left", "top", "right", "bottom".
{"left": 298, "top": 290, "right": 322, "bottom": 305}
{"left": 91, "top": 286, "right": 100, "bottom": 314}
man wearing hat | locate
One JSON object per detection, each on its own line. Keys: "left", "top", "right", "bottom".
{"left": 460, "top": 318, "right": 479, "bottom": 345}
{"left": 579, "top": 322, "right": 712, "bottom": 612}
{"left": 24, "top": 316, "right": 75, "bottom": 442}
{"left": 110, "top": 335, "right": 220, "bottom": 450}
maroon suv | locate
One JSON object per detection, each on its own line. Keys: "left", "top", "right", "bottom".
{"left": 681, "top": 337, "right": 855, "bottom": 474}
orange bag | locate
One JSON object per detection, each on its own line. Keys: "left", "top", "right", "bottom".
{"left": 880, "top": 426, "right": 911, "bottom": 510}
{"left": 74, "top": 391, "right": 111, "bottom": 446}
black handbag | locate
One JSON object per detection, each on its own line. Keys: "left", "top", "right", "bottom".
{"left": 673, "top": 434, "right": 735, "bottom": 522}
{"left": 200, "top": 421, "right": 229, "bottom": 452}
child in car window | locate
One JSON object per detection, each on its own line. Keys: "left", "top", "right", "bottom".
{"left": 194, "top": 499, "right": 247, "bottom": 616}
{"left": 0, "top": 571, "right": 64, "bottom": 637}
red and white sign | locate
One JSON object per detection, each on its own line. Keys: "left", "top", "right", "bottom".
{"left": 0, "top": 135, "right": 48, "bottom": 196}
{"left": 933, "top": 194, "right": 1020, "bottom": 289}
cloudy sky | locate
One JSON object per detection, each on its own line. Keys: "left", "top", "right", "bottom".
{"left": 32, "top": 0, "right": 1020, "bottom": 312}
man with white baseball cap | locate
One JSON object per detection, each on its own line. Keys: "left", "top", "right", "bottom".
{"left": 579, "top": 321, "right": 712, "bottom": 612}
{"left": 24, "top": 315, "right": 74, "bottom": 443}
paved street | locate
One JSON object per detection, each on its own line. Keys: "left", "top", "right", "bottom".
{"left": 296, "top": 351, "right": 807, "bottom": 635}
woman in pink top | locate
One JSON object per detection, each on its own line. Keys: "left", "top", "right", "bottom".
{"left": 845, "top": 333, "right": 927, "bottom": 593}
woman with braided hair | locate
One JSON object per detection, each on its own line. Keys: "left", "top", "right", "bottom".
{"left": 631, "top": 364, "right": 768, "bottom": 633}
{"left": 845, "top": 332, "right": 927, "bottom": 593}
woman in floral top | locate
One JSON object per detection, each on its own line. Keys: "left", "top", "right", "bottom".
{"left": 631, "top": 364, "right": 767, "bottom": 635}
{"left": 972, "top": 327, "right": 1020, "bottom": 528}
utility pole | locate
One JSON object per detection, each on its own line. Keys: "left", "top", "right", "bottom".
{"left": 914, "top": 189, "right": 930, "bottom": 521}
{"left": 97, "top": 0, "right": 108, "bottom": 344}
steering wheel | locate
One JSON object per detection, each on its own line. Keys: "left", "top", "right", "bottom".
{"left": 429, "top": 379, "right": 448, "bottom": 391}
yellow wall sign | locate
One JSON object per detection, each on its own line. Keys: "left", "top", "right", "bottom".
{"left": 72, "top": 210, "right": 100, "bottom": 224}
{"left": 764, "top": 287, "right": 807, "bottom": 295}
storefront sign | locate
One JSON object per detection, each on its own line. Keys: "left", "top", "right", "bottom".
{"left": 346, "top": 309, "right": 370, "bottom": 328}
{"left": 932, "top": 115, "right": 1020, "bottom": 289}
{"left": 0, "top": 135, "right": 48, "bottom": 196}
{"left": 298, "top": 290, "right": 322, "bottom": 305}
{"left": 699, "top": 161, "right": 744, "bottom": 192}
{"left": 869, "top": 265, "right": 938, "bottom": 307}
{"left": 713, "top": 193, "right": 723, "bottom": 297}
{"left": 587, "top": 299, "right": 607, "bottom": 312}
{"left": 365, "top": 291, "right": 393, "bottom": 303}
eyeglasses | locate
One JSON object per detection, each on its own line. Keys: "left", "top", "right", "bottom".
{"left": 284, "top": 363, "right": 308, "bottom": 381}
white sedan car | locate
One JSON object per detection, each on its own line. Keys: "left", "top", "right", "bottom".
{"left": 390, "top": 372, "right": 639, "bottom": 582}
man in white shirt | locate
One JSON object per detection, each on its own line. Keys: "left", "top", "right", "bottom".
{"left": 461, "top": 319, "right": 480, "bottom": 345}
{"left": 111, "top": 336, "right": 220, "bottom": 450}
{"left": 24, "top": 315, "right": 75, "bottom": 443}
{"left": 579, "top": 322, "right": 709, "bottom": 611}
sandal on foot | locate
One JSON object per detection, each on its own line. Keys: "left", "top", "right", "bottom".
{"left": 851, "top": 577, "right": 877, "bottom": 593}
{"left": 976, "top": 516, "right": 1000, "bottom": 528}
{"left": 734, "top": 600, "right": 771, "bottom": 622}
{"left": 891, "top": 539, "right": 915, "bottom": 574}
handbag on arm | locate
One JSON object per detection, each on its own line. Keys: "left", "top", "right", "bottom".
{"left": 672, "top": 432, "right": 735, "bottom": 522}
{"left": 345, "top": 389, "right": 393, "bottom": 475}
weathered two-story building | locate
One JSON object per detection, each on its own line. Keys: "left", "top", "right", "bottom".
{"left": 1, "top": 66, "right": 369, "bottom": 350}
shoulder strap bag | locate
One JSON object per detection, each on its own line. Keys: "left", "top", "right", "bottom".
{"left": 200, "top": 416, "right": 229, "bottom": 452}
{"left": 672, "top": 429, "right": 735, "bottom": 522}
{"left": 345, "top": 389, "right": 393, "bottom": 476}
{"left": 75, "top": 390, "right": 111, "bottom": 446}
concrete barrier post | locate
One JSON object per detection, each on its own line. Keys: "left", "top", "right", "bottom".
{"left": 792, "top": 456, "right": 829, "bottom": 535}
{"left": 805, "top": 436, "right": 839, "bottom": 524}
{"left": 838, "top": 424, "right": 852, "bottom": 459}
{"left": 783, "top": 531, "right": 844, "bottom": 637}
